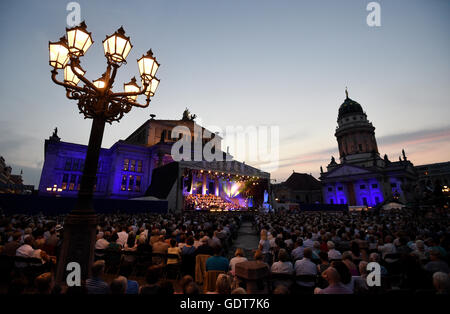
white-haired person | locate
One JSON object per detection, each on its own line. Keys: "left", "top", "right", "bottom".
{"left": 433, "top": 272, "right": 450, "bottom": 294}
{"left": 327, "top": 241, "right": 342, "bottom": 260}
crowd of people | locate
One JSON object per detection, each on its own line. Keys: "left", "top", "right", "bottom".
{"left": 184, "top": 194, "right": 243, "bottom": 211}
{"left": 254, "top": 207, "right": 450, "bottom": 294}
{"left": 0, "top": 206, "right": 448, "bottom": 295}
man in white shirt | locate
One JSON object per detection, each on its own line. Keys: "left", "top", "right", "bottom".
{"left": 117, "top": 226, "right": 129, "bottom": 247}
{"left": 16, "top": 236, "right": 44, "bottom": 267}
{"left": 16, "top": 236, "right": 36, "bottom": 258}
{"left": 95, "top": 232, "right": 110, "bottom": 250}
{"left": 294, "top": 248, "right": 317, "bottom": 287}
{"left": 327, "top": 241, "right": 342, "bottom": 260}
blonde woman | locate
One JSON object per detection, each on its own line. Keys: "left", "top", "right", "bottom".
{"left": 259, "top": 229, "right": 272, "bottom": 265}
{"left": 229, "top": 248, "right": 248, "bottom": 275}
{"left": 207, "top": 274, "right": 232, "bottom": 294}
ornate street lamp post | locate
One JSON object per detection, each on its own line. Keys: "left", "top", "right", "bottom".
{"left": 48, "top": 21, "right": 160, "bottom": 283}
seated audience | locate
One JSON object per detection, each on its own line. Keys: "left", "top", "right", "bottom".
{"left": 86, "top": 260, "right": 110, "bottom": 294}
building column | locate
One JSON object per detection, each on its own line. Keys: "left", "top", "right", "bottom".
{"left": 215, "top": 178, "right": 219, "bottom": 196}
{"left": 202, "top": 173, "right": 207, "bottom": 195}
{"left": 190, "top": 171, "right": 196, "bottom": 194}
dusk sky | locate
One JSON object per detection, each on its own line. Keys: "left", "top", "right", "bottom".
{"left": 0, "top": 0, "right": 449, "bottom": 187}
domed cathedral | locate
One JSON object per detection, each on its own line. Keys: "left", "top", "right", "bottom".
{"left": 319, "top": 89, "right": 418, "bottom": 208}
{"left": 336, "top": 89, "right": 382, "bottom": 167}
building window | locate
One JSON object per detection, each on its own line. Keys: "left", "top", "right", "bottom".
{"left": 130, "top": 160, "right": 136, "bottom": 172}
{"left": 123, "top": 159, "right": 129, "bottom": 171}
{"left": 360, "top": 185, "right": 366, "bottom": 189}
{"left": 69, "top": 174, "right": 76, "bottom": 191}
{"left": 135, "top": 176, "right": 141, "bottom": 192}
{"left": 64, "top": 159, "right": 72, "bottom": 170}
{"left": 128, "top": 175, "right": 134, "bottom": 191}
{"left": 62, "top": 174, "right": 69, "bottom": 190}
{"left": 372, "top": 183, "right": 378, "bottom": 188}
{"left": 72, "top": 159, "right": 79, "bottom": 171}
{"left": 137, "top": 160, "right": 143, "bottom": 172}
{"left": 338, "top": 186, "right": 343, "bottom": 191}
{"left": 121, "top": 175, "right": 127, "bottom": 191}
{"left": 79, "top": 160, "right": 85, "bottom": 172}
{"left": 362, "top": 197, "right": 368, "bottom": 206}
{"left": 375, "top": 196, "right": 380, "bottom": 204}
{"left": 391, "top": 183, "right": 397, "bottom": 188}
{"left": 328, "top": 187, "right": 333, "bottom": 192}
{"left": 359, "top": 144, "right": 363, "bottom": 151}
{"left": 97, "top": 161, "right": 102, "bottom": 172}
{"left": 329, "top": 199, "right": 334, "bottom": 204}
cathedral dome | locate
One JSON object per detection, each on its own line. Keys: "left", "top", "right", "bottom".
{"left": 338, "top": 89, "right": 364, "bottom": 120}
{"left": 338, "top": 97, "right": 363, "bottom": 120}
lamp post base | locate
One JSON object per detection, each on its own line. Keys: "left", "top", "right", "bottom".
{"left": 55, "top": 213, "right": 98, "bottom": 284}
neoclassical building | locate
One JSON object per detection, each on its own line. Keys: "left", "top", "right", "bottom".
{"left": 320, "top": 90, "right": 418, "bottom": 207}
{"left": 38, "top": 110, "right": 270, "bottom": 211}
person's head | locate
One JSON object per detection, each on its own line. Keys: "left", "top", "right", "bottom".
{"left": 184, "top": 282, "right": 200, "bottom": 295}
{"left": 415, "top": 240, "right": 425, "bottom": 251}
{"left": 384, "top": 235, "right": 393, "bottom": 243}
{"left": 127, "top": 232, "right": 136, "bottom": 248}
{"left": 170, "top": 238, "right": 177, "bottom": 248}
{"left": 327, "top": 241, "right": 335, "bottom": 250}
{"left": 260, "top": 229, "right": 267, "bottom": 241}
{"left": 296, "top": 239, "right": 303, "bottom": 247}
{"left": 24, "top": 235, "right": 34, "bottom": 246}
{"left": 254, "top": 249, "right": 263, "bottom": 261}
{"left": 145, "top": 265, "right": 163, "bottom": 285}
{"left": 342, "top": 251, "right": 353, "bottom": 262}
{"left": 200, "top": 236, "right": 209, "bottom": 245}
{"left": 303, "top": 248, "right": 312, "bottom": 259}
{"left": 180, "top": 275, "right": 194, "bottom": 292}
{"left": 235, "top": 248, "right": 245, "bottom": 257}
{"left": 278, "top": 249, "right": 289, "bottom": 262}
{"left": 322, "top": 267, "right": 341, "bottom": 285}
{"left": 369, "top": 252, "right": 380, "bottom": 263}
{"left": 429, "top": 248, "right": 441, "bottom": 261}
{"left": 34, "top": 272, "right": 53, "bottom": 294}
{"left": 313, "top": 241, "right": 321, "bottom": 250}
{"left": 110, "top": 276, "right": 127, "bottom": 294}
{"left": 273, "top": 284, "right": 290, "bottom": 294}
{"left": 433, "top": 272, "right": 450, "bottom": 294}
{"left": 359, "top": 261, "right": 368, "bottom": 276}
{"left": 186, "top": 236, "right": 194, "bottom": 246}
{"left": 331, "top": 261, "right": 351, "bottom": 284}
{"left": 213, "top": 244, "right": 222, "bottom": 256}
{"left": 215, "top": 274, "right": 231, "bottom": 294}
{"left": 91, "top": 260, "right": 105, "bottom": 278}
{"left": 231, "top": 287, "right": 247, "bottom": 294}
{"left": 319, "top": 251, "right": 329, "bottom": 263}
{"left": 110, "top": 233, "right": 119, "bottom": 243}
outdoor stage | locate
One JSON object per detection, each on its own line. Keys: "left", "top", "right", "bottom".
{"left": 182, "top": 167, "right": 270, "bottom": 211}
{"left": 145, "top": 160, "right": 271, "bottom": 212}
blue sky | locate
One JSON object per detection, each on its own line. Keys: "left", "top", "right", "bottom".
{"left": 0, "top": 0, "right": 449, "bottom": 186}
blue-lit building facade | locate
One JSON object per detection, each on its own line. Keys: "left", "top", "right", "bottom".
{"left": 38, "top": 118, "right": 191, "bottom": 199}
{"left": 320, "top": 92, "right": 418, "bottom": 207}
{"left": 38, "top": 115, "right": 270, "bottom": 211}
